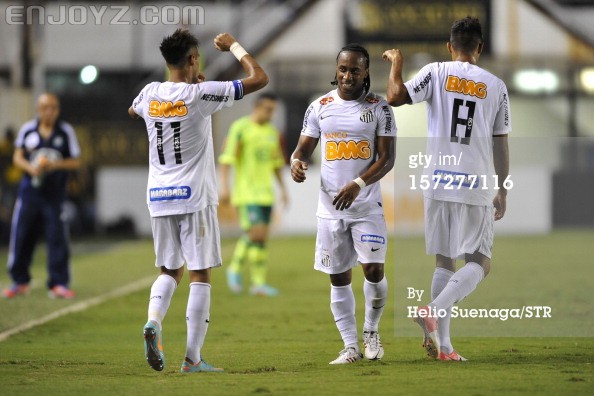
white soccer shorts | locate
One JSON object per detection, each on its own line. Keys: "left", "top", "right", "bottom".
{"left": 151, "top": 205, "right": 222, "bottom": 271}
{"left": 314, "top": 214, "right": 387, "bottom": 275}
{"left": 424, "top": 197, "right": 494, "bottom": 260}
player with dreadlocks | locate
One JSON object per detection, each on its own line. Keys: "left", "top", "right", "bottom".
{"left": 331, "top": 43, "right": 372, "bottom": 94}
{"left": 290, "top": 44, "right": 396, "bottom": 364}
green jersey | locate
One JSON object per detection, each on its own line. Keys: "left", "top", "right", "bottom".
{"left": 219, "top": 116, "right": 285, "bottom": 206}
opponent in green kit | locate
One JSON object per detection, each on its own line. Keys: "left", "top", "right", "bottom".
{"left": 219, "top": 93, "right": 288, "bottom": 296}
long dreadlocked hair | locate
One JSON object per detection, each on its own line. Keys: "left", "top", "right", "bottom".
{"left": 331, "top": 43, "right": 371, "bottom": 94}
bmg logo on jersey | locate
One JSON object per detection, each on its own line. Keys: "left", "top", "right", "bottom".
{"left": 149, "top": 100, "right": 187, "bottom": 118}
{"left": 325, "top": 140, "right": 371, "bottom": 161}
{"left": 445, "top": 75, "right": 487, "bottom": 99}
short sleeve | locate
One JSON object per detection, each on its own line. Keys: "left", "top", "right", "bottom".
{"left": 300, "top": 104, "right": 320, "bottom": 138}
{"left": 61, "top": 122, "right": 81, "bottom": 158}
{"left": 375, "top": 101, "right": 397, "bottom": 136}
{"left": 493, "top": 82, "right": 512, "bottom": 135}
{"left": 218, "top": 120, "right": 242, "bottom": 165}
{"left": 14, "top": 120, "right": 35, "bottom": 148}
{"left": 131, "top": 84, "right": 150, "bottom": 119}
{"left": 404, "top": 63, "right": 436, "bottom": 104}
{"left": 195, "top": 80, "right": 244, "bottom": 117}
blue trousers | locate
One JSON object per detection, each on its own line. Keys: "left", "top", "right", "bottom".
{"left": 7, "top": 196, "right": 70, "bottom": 289}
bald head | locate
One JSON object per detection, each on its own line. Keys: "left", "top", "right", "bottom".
{"left": 37, "top": 93, "right": 60, "bottom": 127}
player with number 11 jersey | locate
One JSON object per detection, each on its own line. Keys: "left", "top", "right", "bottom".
{"left": 128, "top": 29, "right": 268, "bottom": 374}
{"left": 132, "top": 79, "right": 243, "bottom": 216}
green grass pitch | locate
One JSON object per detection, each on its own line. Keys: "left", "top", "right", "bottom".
{"left": 0, "top": 232, "right": 592, "bottom": 395}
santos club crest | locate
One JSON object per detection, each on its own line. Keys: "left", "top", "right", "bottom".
{"left": 359, "top": 109, "right": 374, "bottom": 123}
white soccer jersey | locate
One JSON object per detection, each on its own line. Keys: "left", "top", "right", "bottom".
{"left": 301, "top": 89, "right": 397, "bottom": 219}
{"left": 405, "top": 61, "right": 511, "bottom": 206}
{"left": 132, "top": 80, "right": 243, "bottom": 217}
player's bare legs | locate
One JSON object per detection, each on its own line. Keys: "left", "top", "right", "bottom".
{"left": 361, "top": 263, "right": 387, "bottom": 360}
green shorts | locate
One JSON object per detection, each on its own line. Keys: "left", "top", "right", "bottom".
{"left": 239, "top": 205, "right": 273, "bottom": 230}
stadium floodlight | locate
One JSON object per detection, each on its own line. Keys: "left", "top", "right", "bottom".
{"left": 579, "top": 67, "right": 594, "bottom": 93}
{"left": 513, "top": 69, "right": 559, "bottom": 94}
{"left": 80, "top": 65, "right": 99, "bottom": 84}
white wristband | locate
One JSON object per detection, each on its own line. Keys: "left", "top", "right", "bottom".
{"left": 230, "top": 42, "right": 249, "bottom": 61}
{"left": 353, "top": 177, "right": 366, "bottom": 189}
{"left": 291, "top": 158, "right": 302, "bottom": 166}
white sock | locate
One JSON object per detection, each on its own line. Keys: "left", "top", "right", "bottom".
{"left": 363, "top": 276, "right": 388, "bottom": 333}
{"left": 431, "top": 262, "right": 484, "bottom": 312}
{"left": 185, "top": 282, "right": 211, "bottom": 364}
{"left": 431, "top": 267, "right": 454, "bottom": 354}
{"left": 147, "top": 274, "right": 177, "bottom": 330}
{"left": 330, "top": 284, "right": 358, "bottom": 350}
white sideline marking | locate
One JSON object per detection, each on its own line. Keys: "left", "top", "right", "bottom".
{"left": 0, "top": 275, "right": 155, "bottom": 343}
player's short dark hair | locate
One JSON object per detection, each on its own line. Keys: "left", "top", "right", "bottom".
{"left": 331, "top": 43, "right": 371, "bottom": 94}
{"left": 159, "top": 28, "right": 199, "bottom": 68}
{"left": 450, "top": 16, "right": 483, "bottom": 53}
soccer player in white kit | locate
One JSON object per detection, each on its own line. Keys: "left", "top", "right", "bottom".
{"left": 383, "top": 17, "right": 511, "bottom": 361}
{"left": 291, "top": 44, "right": 396, "bottom": 364}
{"left": 128, "top": 29, "right": 268, "bottom": 373}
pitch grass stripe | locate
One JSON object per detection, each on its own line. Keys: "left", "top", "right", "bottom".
{"left": 0, "top": 275, "right": 155, "bottom": 343}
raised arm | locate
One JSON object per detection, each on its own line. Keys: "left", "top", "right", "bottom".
{"left": 214, "top": 33, "right": 268, "bottom": 95}
{"left": 382, "top": 49, "right": 411, "bottom": 107}
{"left": 493, "top": 134, "right": 509, "bottom": 221}
{"left": 290, "top": 135, "right": 319, "bottom": 183}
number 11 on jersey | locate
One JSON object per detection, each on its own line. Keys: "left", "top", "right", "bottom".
{"left": 155, "top": 121, "right": 182, "bottom": 165}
